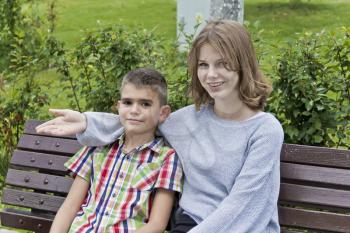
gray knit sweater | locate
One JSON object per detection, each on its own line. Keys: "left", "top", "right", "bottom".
{"left": 78, "top": 104, "right": 284, "bottom": 233}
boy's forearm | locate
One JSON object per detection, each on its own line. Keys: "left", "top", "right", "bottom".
{"left": 50, "top": 202, "right": 77, "bottom": 233}
{"left": 134, "top": 188, "right": 175, "bottom": 233}
{"left": 50, "top": 175, "right": 89, "bottom": 233}
{"left": 133, "top": 222, "right": 165, "bottom": 233}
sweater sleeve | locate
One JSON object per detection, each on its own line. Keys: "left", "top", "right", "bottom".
{"left": 188, "top": 122, "right": 284, "bottom": 233}
{"left": 76, "top": 112, "right": 123, "bottom": 146}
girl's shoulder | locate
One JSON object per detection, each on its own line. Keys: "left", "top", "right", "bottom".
{"left": 168, "top": 104, "right": 206, "bottom": 121}
{"left": 249, "top": 112, "right": 284, "bottom": 139}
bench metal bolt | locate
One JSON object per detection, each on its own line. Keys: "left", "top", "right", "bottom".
{"left": 48, "top": 160, "right": 53, "bottom": 165}
{"left": 55, "top": 142, "right": 60, "bottom": 147}
{"left": 24, "top": 176, "right": 30, "bottom": 182}
{"left": 19, "top": 196, "right": 24, "bottom": 201}
{"left": 38, "top": 223, "right": 42, "bottom": 229}
{"left": 30, "top": 157, "right": 36, "bottom": 163}
{"left": 44, "top": 179, "right": 49, "bottom": 184}
{"left": 39, "top": 199, "right": 44, "bottom": 205}
{"left": 19, "top": 219, "right": 24, "bottom": 224}
{"left": 35, "top": 140, "right": 40, "bottom": 145}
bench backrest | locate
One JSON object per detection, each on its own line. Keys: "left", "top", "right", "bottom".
{"left": 279, "top": 144, "right": 350, "bottom": 232}
{"left": 0, "top": 120, "right": 80, "bottom": 232}
{"left": 1, "top": 120, "right": 350, "bottom": 232}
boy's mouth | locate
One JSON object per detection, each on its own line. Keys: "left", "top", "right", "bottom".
{"left": 127, "top": 119, "right": 143, "bottom": 123}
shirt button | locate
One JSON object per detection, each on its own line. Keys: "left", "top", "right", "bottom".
{"left": 119, "top": 173, "right": 124, "bottom": 178}
{"left": 126, "top": 155, "right": 131, "bottom": 160}
{"left": 112, "top": 193, "right": 116, "bottom": 198}
{"left": 105, "top": 211, "right": 109, "bottom": 216}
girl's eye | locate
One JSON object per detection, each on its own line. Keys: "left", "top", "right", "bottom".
{"left": 198, "top": 62, "right": 208, "bottom": 68}
{"left": 218, "top": 61, "right": 228, "bottom": 67}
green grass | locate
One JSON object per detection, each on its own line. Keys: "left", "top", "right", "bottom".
{"left": 38, "top": 0, "right": 350, "bottom": 48}
{"left": 49, "top": 0, "right": 177, "bottom": 48}
{"left": 245, "top": 0, "right": 350, "bottom": 42}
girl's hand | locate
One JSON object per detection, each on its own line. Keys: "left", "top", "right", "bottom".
{"left": 36, "top": 109, "right": 87, "bottom": 136}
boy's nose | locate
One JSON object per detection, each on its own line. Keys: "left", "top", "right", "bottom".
{"left": 130, "top": 104, "right": 140, "bottom": 114}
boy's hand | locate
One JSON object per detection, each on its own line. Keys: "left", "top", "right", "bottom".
{"left": 36, "top": 109, "right": 87, "bottom": 136}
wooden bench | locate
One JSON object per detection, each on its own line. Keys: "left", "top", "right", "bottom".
{"left": 1, "top": 120, "right": 350, "bottom": 232}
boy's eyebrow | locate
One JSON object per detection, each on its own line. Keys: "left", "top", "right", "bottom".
{"left": 121, "top": 97, "right": 153, "bottom": 102}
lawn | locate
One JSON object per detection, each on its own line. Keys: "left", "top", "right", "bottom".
{"left": 43, "top": 0, "right": 350, "bottom": 48}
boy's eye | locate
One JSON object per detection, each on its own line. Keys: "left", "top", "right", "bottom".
{"left": 141, "top": 101, "right": 152, "bottom": 107}
{"left": 122, "top": 100, "right": 132, "bottom": 105}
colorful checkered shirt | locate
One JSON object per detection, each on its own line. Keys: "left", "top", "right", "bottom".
{"left": 64, "top": 134, "right": 183, "bottom": 233}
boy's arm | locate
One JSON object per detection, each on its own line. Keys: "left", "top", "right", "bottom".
{"left": 134, "top": 188, "right": 175, "bottom": 233}
{"left": 50, "top": 176, "right": 89, "bottom": 233}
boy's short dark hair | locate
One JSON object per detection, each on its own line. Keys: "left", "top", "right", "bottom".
{"left": 121, "top": 68, "right": 168, "bottom": 106}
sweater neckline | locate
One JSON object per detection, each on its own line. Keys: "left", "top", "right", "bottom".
{"left": 205, "top": 104, "right": 266, "bottom": 126}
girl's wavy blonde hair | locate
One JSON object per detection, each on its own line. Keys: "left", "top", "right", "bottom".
{"left": 188, "top": 20, "right": 271, "bottom": 110}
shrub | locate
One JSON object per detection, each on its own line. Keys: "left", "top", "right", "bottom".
{"left": 268, "top": 28, "right": 350, "bottom": 148}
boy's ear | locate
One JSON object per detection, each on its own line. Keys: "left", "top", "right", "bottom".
{"left": 116, "top": 100, "right": 121, "bottom": 112}
{"left": 159, "top": 105, "right": 171, "bottom": 123}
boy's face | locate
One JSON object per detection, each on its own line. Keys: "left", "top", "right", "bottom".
{"left": 117, "top": 83, "right": 170, "bottom": 139}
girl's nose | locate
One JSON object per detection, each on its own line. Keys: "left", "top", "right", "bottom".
{"left": 207, "top": 65, "right": 218, "bottom": 79}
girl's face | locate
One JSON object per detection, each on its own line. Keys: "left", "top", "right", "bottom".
{"left": 197, "top": 43, "right": 240, "bottom": 103}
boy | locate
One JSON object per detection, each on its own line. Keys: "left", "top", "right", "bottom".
{"left": 48, "top": 68, "right": 183, "bottom": 233}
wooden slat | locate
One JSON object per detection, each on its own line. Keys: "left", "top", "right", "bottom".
{"left": 279, "top": 206, "right": 350, "bottom": 232}
{"left": 281, "top": 229, "right": 306, "bottom": 233}
{"left": 11, "top": 150, "right": 70, "bottom": 172}
{"left": 2, "top": 188, "right": 65, "bottom": 212}
{"left": 282, "top": 144, "right": 350, "bottom": 169}
{"left": 0, "top": 208, "right": 53, "bottom": 233}
{"left": 18, "top": 134, "right": 81, "bottom": 155}
{"left": 24, "top": 119, "right": 76, "bottom": 139}
{"left": 281, "top": 162, "right": 350, "bottom": 187}
{"left": 279, "top": 183, "right": 350, "bottom": 209}
{"left": 6, "top": 169, "right": 73, "bottom": 194}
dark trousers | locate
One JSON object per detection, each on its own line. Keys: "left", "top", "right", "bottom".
{"left": 170, "top": 208, "right": 197, "bottom": 233}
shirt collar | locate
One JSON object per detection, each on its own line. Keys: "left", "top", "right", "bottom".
{"left": 117, "top": 133, "right": 164, "bottom": 155}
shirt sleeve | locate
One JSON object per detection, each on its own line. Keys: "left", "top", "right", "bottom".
{"left": 76, "top": 112, "right": 123, "bottom": 146}
{"left": 65, "top": 146, "right": 95, "bottom": 181}
{"left": 154, "top": 148, "right": 183, "bottom": 193}
{"left": 188, "top": 123, "right": 284, "bottom": 233}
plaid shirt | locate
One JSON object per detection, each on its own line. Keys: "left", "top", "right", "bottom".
{"left": 65, "top": 134, "right": 183, "bottom": 233}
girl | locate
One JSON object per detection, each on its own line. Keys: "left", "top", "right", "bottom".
{"left": 37, "top": 20, "right": 284, "bottom": 233}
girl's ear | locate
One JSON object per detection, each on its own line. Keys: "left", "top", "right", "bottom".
{"left": 159, "top": 105, "right": 171, "bottom": 123}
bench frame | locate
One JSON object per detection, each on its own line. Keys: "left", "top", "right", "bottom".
{"left": 1, "top": 120, "right": 350, "bottom": 232}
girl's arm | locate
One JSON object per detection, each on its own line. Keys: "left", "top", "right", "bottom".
{"left": 50, "top": 176, "right": 89, "bottom": 233}
{"left": 134, "top": 188, "right": 175, "bottom": 233}
{"left": 188, "top": 121, "right": 284, "bottom": 233}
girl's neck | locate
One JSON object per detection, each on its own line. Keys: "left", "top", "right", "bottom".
{"left": 213, "top": 99, "right": 257, "bottom": 121}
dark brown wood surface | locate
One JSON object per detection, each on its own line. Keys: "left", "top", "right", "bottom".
{"left": 1, "top": 208, "right": 54, "bottom": 233}
{"left": 279, "top": 183, "right": 350, "bottom": 208}
{"left": 2, "top": 188, "right": 65, "bottom": 212}
{"left": 282, "top": 143, "right": 350, "bottom": 169}
{"left": 18, "top": 134, "right": 81, "bottom": 155}
{"left": 11, "top": 150, "right": 70, "bottom": 172}
{"left": 5, "top": 169, "right": 73, "bottom": 193}
{"left": 279, "top": 206, "right": 350, "bottom": 232}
